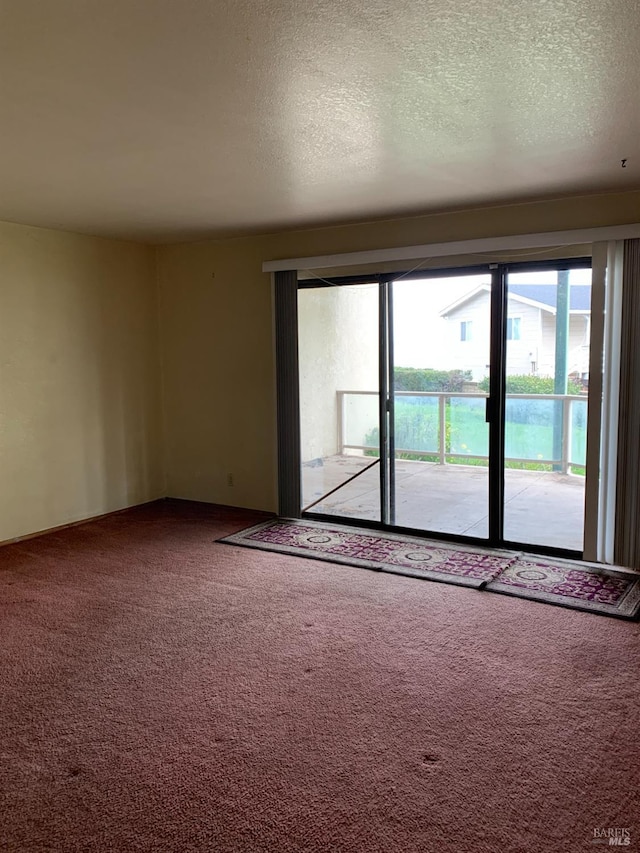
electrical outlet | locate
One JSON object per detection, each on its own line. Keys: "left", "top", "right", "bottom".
{"left": 227, "top": 473, "right": 234, "bottom": 487}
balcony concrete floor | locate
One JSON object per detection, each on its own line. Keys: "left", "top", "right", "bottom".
{"left": 302, "top": 455, "right": 585, "bottom": 551}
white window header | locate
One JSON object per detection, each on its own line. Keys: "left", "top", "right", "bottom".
{"left": 262, "top": 224, "right": 640, "bottom": 273}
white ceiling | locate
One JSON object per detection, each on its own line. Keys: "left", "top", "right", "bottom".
{"left": 1, "top": 0, "right": 639, "bottom": 243}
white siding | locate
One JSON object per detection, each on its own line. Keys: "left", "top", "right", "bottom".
{"left": 447, "top": 296, "right": 591, "bottom": 380}
{"left": 540, "top": 313, "right": 556, "bottom": 376}
{"left": 539, "top": 313, "right": 590, "bottom": 378}
{"left": 442, "top": 290, "right": 491, "bottom": 381}
{"left": 505, "top": 299, "right": 543, "bottom": 375}
{"left": 568, "top": 315, "right": 590, "bottom": 376}
{"left": 445, "top": 293, "right": 544, "bottom": 380}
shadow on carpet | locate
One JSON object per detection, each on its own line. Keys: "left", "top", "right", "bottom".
{"left": 220, "top": 518, "right": 640, "bottom": 620}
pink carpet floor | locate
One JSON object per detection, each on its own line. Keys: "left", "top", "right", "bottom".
{"left": 1, "top": 499, "right": 638, "bottom": 852}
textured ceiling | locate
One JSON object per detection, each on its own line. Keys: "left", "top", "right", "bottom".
{"left": 0, "top": 0, "right": 639, "bottom": 242}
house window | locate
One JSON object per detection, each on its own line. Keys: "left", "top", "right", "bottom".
{"left": 460, "top": 320, "right": 472, "bottom": 341}
{"left": 507, "top": 317, "right": 521, "bottom": 340}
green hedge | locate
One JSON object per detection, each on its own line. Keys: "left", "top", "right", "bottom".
{"left": 394, "top": 367, "right": 472, "bottom": 392}
{"left": 477, "top": 374, "right": 583, "bottom": 395}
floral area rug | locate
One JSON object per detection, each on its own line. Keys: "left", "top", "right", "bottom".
{"left": 220, "top": 518, "right": 640, "bottom": 620}
{"left": 485, "top": 556, "right": 640, "bottom": 618}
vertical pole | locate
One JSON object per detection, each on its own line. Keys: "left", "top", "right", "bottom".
{"left": 378, "top": 280, "right": 389, "bottom": 525}
{"left": 439, "top": 395, "right": 446, "bottom": 464}
{"left": 553, "top": 270, "right": 570, "bottom": 471}
{"left": 387, "top": 280, "right": 396, "bottom": 525}
{"left": 489, "top": 266, "right": 506, "bottom": 545}
{"left": 274, "top": 270, "right": 302, "bottom": 517}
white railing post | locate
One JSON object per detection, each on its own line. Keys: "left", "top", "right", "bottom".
{"left": 439, "top": 395, "right": 446, "bottom": 464}
{"left": 562, "top": 396, "right": 571, "bottom": 474}
{"left": 337, "top": 391, "right": 345, "bottom": 455}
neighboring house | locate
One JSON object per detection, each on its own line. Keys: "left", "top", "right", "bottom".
{"left": 440, "top": 283, "right": 591, "bottom": 382}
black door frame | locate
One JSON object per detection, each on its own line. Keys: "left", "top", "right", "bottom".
{"left": 291, "top": 256, "right": 592, "bottom": 559}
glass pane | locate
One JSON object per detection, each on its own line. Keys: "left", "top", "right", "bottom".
{"left": 503, "top": 268, "right": 591, "bottom": 550}
{"left": 298, "top": 283, "right": 380, "bottom": 521}
{"left": 394, "top": 395, "right": 439, "bottom": 455}
{"left": 449, "top": 396, "right": 489, "bottom": 457}
{"left": 391, "top": 274, "right": 490, "bottom": 537}
{"left": 504, "top": 397, "right": 558, "bottom": 462}
{"left": 570, "top": 399, "right": 587, "bottom": 468}
{"left": 343, "top": 393, "right": 379, "bottom": 451}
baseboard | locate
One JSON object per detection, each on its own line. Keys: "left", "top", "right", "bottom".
{"left": 0, "top": 497, "right": 167, "bottom": 550}
{"left": 162, "top": 496, "right": 275, "bottom": 515}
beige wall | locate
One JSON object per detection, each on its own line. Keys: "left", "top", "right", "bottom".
{"left": 0, "top": 221, "right": 164, "bottom": 541}
{"left": 157, "top": 239, "right": 276, "bottom": 510}
{"left": 4, "top": 190, "right": 637, "bottom": 538}
{"left": 157, "top": 190, "right": 640, "bottom": 513}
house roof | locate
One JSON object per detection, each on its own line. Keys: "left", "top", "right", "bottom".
{"left": 439, "top": 284, "right": 490, "bottom": 317}
{"left": 509, "top": 284, "right": 591, "bottom": 312}
{"left": 440, "top": 283, "right": 591, "bottom": 317}
{"left": 0, "top": 2, "right": 639, "bottom": 242}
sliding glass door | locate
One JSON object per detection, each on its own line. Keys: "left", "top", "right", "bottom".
{"left": 390, "top": 273, "right": 491, "bottom": 538}
{"left": 502, "top": 266, "right": 591, "bottom": 551}
{"left": 298, "top": 281, "right": 381, "bottom": 522}
{"left": 295, "top": 258, "right": 593, "bottom": 556}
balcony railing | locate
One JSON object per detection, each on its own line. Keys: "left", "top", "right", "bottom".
{"left": 337, "top": 390, "right": 587, "bottom": 474}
